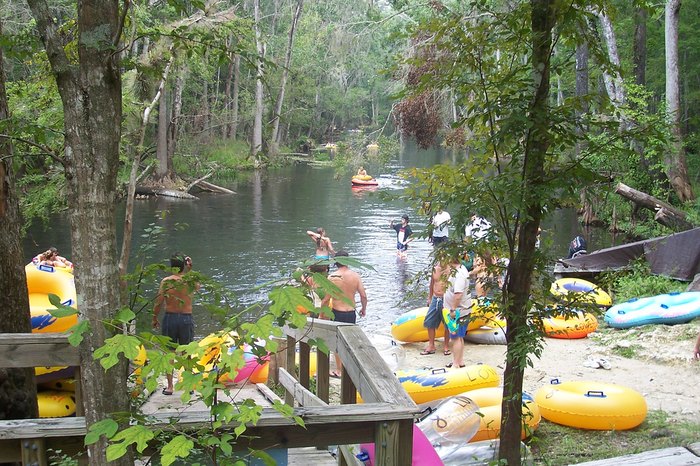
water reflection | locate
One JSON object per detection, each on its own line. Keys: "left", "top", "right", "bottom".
{"left": 22, "top": 140, "right": 614, "bottom": 337}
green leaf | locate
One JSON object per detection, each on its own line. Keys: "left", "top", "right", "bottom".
{"left": 114, "top": 307, "right": 136, "bottom": 323}
{"left": 68, "top": 320, "right": 90, "bottom": 346}
{"left": 85, "top": 418, "right": 119, "bottom": 445}
{"left": 161, "top": 435, "right": 194, "bottom": 466}
{"left": 308, "top": 338, "right": 329, "bottom": 356}
{"left": 108, "top": 425, "right": 155, "bottom": 456}
{"left": 47, "top": 293, "right": 78, "bottom": 317}
{"left": 93, "top": 334, "right": 141, "bottom": 369}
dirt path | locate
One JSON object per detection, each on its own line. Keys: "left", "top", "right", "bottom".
{"left": 396, "top": 320, "right": 700, "bottom": 422}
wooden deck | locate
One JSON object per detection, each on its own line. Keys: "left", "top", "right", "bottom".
{"left": 572, "top": 442, "right": 700, "bottom": 466}
{"left": 0, "top": 319, "right": 418, "bottom": 465}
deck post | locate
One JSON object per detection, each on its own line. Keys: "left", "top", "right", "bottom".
{"left": 285, "top": 336, "right": 296, "bottom": 406}
{"left": 73, "top": 366, "right": 83, "bottom": 417}
{"left": 268, "top": 336, "right": 286, "bottom": 385}
{"left": 21, "top": 438, "right": 47, "bottom": 466}
{"left": 373, "top": 419, "right": 413, "bottom": 466}
{"left": 316, "top": 350, "right": 330, "bottom": 403}
{"left": 298, "top": 341, "right": 311, "bottom": 389}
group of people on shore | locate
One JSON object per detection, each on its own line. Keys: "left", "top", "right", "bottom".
{"left": 419, "top": 211, "right": 498, "bottom": 368}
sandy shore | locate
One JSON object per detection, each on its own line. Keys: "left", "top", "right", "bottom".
{"left": 388, "top": 320, "right": 700, "bottom": 423}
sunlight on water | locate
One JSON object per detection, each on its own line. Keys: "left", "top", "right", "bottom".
{"left": 23, "top": 142, "right": 613, "bottom": 337}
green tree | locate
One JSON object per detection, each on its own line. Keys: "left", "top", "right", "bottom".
{"left": 0, "top": 17, "right": 38, "bottom": 421}
{"left": 26, "top": 1, "right": 132, "bottom": 464}
{"left": 393, "top": 1, "right": 648, "bottom": 463}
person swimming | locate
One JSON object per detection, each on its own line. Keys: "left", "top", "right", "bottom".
{"left": 306, "top": 227, "right": 334, "bottom": 259}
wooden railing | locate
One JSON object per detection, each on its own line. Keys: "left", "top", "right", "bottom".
{"left": 0, "top": 318, "right": 418, "bottom": 466}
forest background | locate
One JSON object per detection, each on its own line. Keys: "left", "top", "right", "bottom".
{"left": 2, "top": 0, "right": 700, "bottom": 465}
{"left": 2, "top": 0, "right": 699, "bottom": 234}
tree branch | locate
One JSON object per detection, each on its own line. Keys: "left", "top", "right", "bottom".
{"left": 0, "top": 134, "right": 64, "bottom": 166}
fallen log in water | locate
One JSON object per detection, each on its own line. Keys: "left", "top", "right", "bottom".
{"left": 134, "top": 186, "right": 198, "bottom": 199}
{"left": 615, "top": 182, "right": 693, "bottom": 231}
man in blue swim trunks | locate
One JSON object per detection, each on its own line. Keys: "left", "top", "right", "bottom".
{"left": 443, "top": 256, "right": 472, "bottom": 368}
{"left": 421, "top": 258, "right": 451, "bottom": 356}
{"left": 153, "top": 252, "right": 200, "bottom": 395}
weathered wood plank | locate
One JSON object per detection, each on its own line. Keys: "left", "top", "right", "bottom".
{"left": 0, "top": 417, "right": 86, "bottom": 439}
{"left": 337, "top": 326, "right": 415, "bottom": 406}
{"left": 256, "top": 383, "right": 283, "bottom": 404}
{"left": 299, "top": 341, "right": 311, "bottom": 389}
{"left": 316, "top": 350, "right": 330, "bottom": 403}
{"left": 688, "top": 443, "right": 700, "bottom": 457}
{"left": 286, "top": 335, "right": 296, "bottom": 406}
{"left": 288, "top": 447, "right": 336, "bottom": 466}
{"left": 572, "top": 446, "right": 700, "bottom": 466}
{"left": 0, "top": 333, "right": 79, "bottom": 367}
{"left": 279, "top": 368, "right": 327, "bottom": 408}
{"left": 283, "top": 318, "right": 350, "bottom": 352}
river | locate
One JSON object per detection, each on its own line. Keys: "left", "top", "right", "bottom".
{"left": 23, "top": 141, "right": 615, "bottom": 337}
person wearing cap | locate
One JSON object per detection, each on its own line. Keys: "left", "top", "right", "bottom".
{"left": 390, "top": 214, "right": 414, "bottom": 257}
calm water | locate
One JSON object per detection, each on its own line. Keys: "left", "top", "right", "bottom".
{"left": 23, "top": 142, "right": 614, "bottom": 337}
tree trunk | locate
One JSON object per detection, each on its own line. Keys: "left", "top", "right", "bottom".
{"left": 224, "top": 36, "right": 234, "bottom": 139}
{"left": 499, "top": 1, "right": 553, "bottom": 464}
{"left": 0, "top": 19, "right": 38, "bottom": 420}
{"left": 28, "top": 1, "right": 133, "bottom": 464}
{"left": 251, "top": 0, "right": 265, "bottom": 164}
{"left": 665, "top": 0, "right": 695, "bottom": 202}
{"left": 633, "top": 7, "right": 647, "bottom": 86}
{"left": 155, "top": 85, "right": 169, "bottom": 180}
{"left": 168, "top": 70, "right": 184, "bottom": 166}
{"left": 615, "top": 182, "right": 693, "bottom": 230}
{"left": 598, "top": 11, "right": 625, "bottom": 108}
{"left": 269, "top": 0, "right": 304, "bottom": 156}
{"left": 119, "top": 54, "right": 174, "bottom": 278}
{"left": 229, "top": 54, "right": 241, "bottom": 140}
{"left": 202, "top": 60, "right": 211, "bottom": 140}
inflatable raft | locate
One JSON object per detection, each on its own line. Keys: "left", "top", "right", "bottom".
{"left": 351, "top": 175, "right": 379, "bottom": 186}
{"left": 38, "top": 390, "right": 76, "bottom": 418}
{"left": 535, "top": 379, "right": 647, "bottom": 430}
{"left": 391, "top": 304, "right": 498, "bottom": 343}
{"left": 542, "top": 310, "right": 598, "bottom": 339}
{"left": 604, "top": 291, "right": 700, "bottom": 329}
{"left": 462, "top": 387, "right": 541, "bottom": 442}
{"left": 550, "top": 278, "right": 612, "bottom": 307}
{"left": 396, "top": 364, "right": 500, "bottom": 405}
{"left": 196, "top": 332, "right": 270, "bottom": 385}
{"left": 26, "top": 263, "right": 78, "bottom": 333}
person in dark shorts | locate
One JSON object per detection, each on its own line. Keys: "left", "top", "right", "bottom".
{"left": 322, "top": 250, "right": 367, "bottom": 377}
{"left": 153, "top": 252, "right": 200, "bottom": 395}
{"left": 390, "top": 214, "right": 413, "bottom": 257}
{"left": 421, "top": 258, "right": 451, "bottom": 356}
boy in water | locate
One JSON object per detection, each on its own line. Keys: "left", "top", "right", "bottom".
{"left": 390, "top": 214, "right": 413, "bottom": 258}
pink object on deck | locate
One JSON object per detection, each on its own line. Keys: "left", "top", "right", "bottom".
{"left": 359, "top": 424, "right": 443, "bottom": 466}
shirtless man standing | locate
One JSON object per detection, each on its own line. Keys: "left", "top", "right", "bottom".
{"left": 153, "top": 252, "right": 200, "bottom": 395}
{"left": 322, "top": 250, "right": 367, "bottom": 377}
{"left": 421, "top": 258, "right": 451, "bottom": 356}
